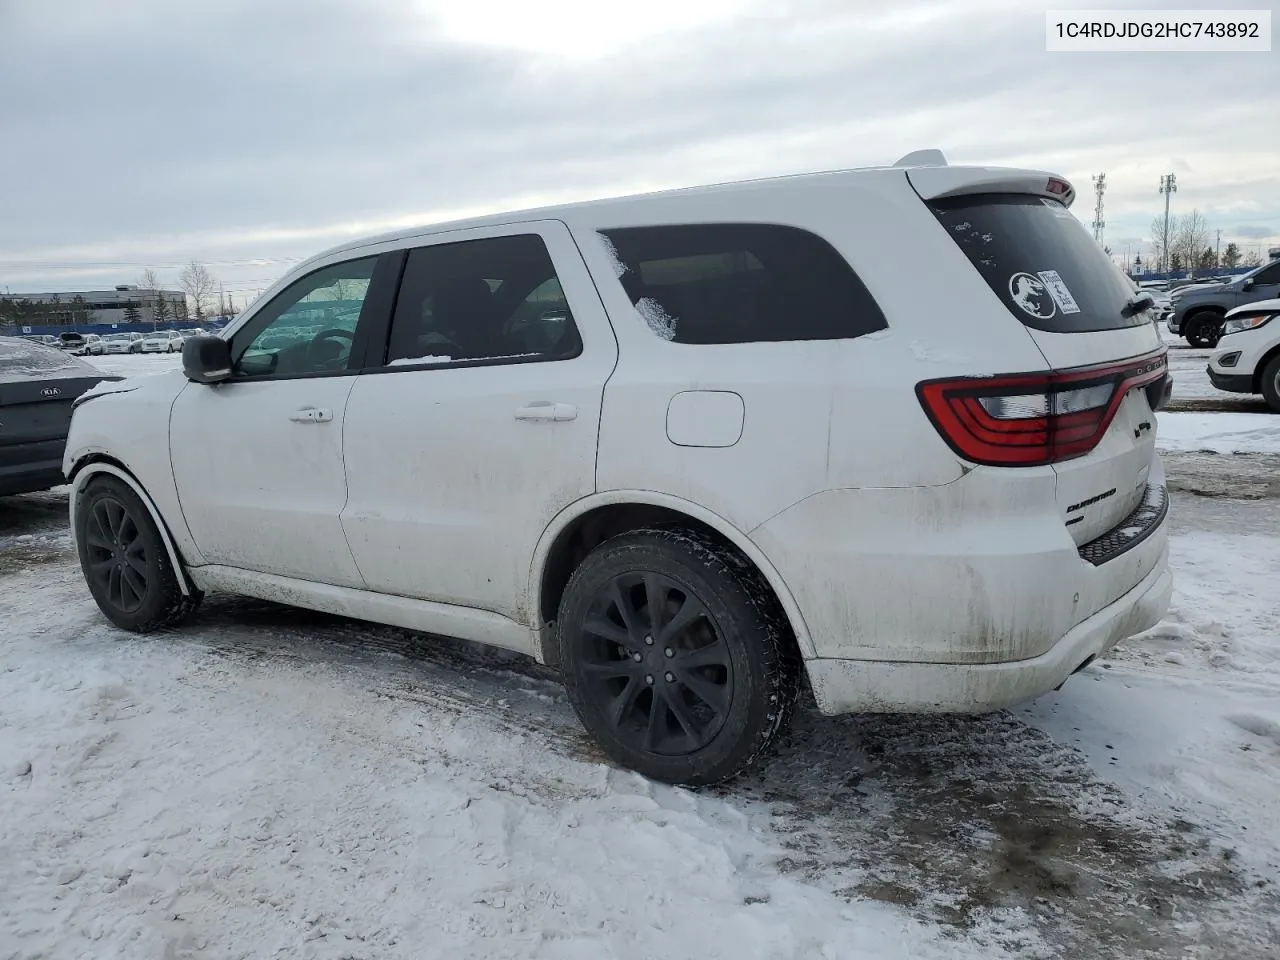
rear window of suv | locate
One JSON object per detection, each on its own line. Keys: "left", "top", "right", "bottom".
{"left": 599, "top": 223, "right": 887, "bottom": 344}
{"left": 928, "top": 194, "right": 1147, "bottom": 334}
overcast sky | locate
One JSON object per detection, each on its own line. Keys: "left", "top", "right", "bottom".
{"left": 1, "top": 0, "right": 1276, "bottom": 301}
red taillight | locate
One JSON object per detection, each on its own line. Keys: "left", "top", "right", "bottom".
{"left": 916, "top": 350, "right": 1167, "bottom": 467}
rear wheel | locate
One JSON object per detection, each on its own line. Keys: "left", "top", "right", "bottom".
{"left": 75, "top": 475, "right": 201, "bottom": 632}
{"left": 558, "top": 528, "right": 798, "bottom": 786}
{"left": 1185, "top": 311, "right": 1223, "bottom": 348}
{"left": 1261, "top": 355, "right": 1280, "bottom": 413}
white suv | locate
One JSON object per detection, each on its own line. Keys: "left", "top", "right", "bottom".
{"left": 64, "top": 155, "right": 1173, "bottom": 785}
{"left": 1207, "top": 298, "right": 1280, "bottom": 411}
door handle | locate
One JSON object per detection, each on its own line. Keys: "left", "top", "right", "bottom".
{"left": 289, "top": 407, "right": 333, "bottom": 423}
{"left": 514, "top": 401, "right": 577, "bottom": 422}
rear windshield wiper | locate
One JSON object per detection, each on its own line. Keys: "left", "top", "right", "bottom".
{"left": 1122, "top": 292, "right": 1155, "bottom": 317}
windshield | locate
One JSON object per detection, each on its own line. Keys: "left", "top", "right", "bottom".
{"left": 929, "top": 193, "right": 1149, "bottom": 333}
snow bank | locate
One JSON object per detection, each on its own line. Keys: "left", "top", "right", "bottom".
{"left": 1156, "top": 412, "right": 1280, "bottom": 454}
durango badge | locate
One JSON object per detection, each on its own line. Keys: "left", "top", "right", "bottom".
{"left": 1008, "top": 272, "right": 1057, "bottom": 320}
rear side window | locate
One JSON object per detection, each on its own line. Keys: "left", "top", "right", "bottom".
{"left": 599, "top": 223, "right": 887, "bottom": 344}
{"left": 929, "top": 194, "right": 1146, "bottom": 333}
{"left": 385, "top": 234, "right": 582, "bottom": 367}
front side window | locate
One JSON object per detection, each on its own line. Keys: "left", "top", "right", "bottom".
{"left": 385, "top": 234, "right": 581, "bottom": 367}
{"left": 1251, "top": 262, "right": 1280, "bottom": 286}
{"left": 599, "top": 223, "right": 888, "bottom": 344}
{"left": 233, "top": 257, "right": 378, "bottom": 377}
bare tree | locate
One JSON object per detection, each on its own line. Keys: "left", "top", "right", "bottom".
{"left": 1175, "top": 210, "right": 1210, "bottom": 275}
{"left": 1150, "top": 215, "right": 1179, "bottom": 273}
{"left": 1243, "top": 249, "right": 1263, "bottom": 268}
{"left": 139, "top": 268, "right": 160, "bottom": 291}
{"left": 179, "top": 260, "right": 217, "bottom": 321}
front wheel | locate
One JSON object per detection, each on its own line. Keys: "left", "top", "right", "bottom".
{"left": 1185, "top": 312, "right": 1223, "bottom": 348}
{"left": 558, "top": 528, "right": 798, "bottom": 786}
{"left": 1261, "top": 355, "right": 1280, "bottom": 413}
{"left": 75, "top": 475, "right": 202, "bottom": 631}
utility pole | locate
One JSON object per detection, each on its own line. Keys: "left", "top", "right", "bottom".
{"left": 1091, "top": 173, "right": 1106, "bottom": 245}
{"left": 1159, "top": 173, "right": 1177, "bottom": 273}
{"left": 1215, "top": 229, "right": 1221, "bottom": 268}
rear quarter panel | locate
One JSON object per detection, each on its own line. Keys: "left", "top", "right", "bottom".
{"left": 568, "top": 169, "right": 1051, "bottom": 533}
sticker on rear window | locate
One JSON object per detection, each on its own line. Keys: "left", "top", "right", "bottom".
{"left": 1008, "top": 272, "right": 1057, "bottom": 320}
{"left": 1036, "top": 270, "right": 1081, "bottom": 314}
{"left": 1041, "top": 198, "right": 1073, "bottom": 219}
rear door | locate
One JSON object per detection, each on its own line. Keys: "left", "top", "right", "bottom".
{"left": 339, "top": 221, "right": 616, "bottom": 623}
{"left": 915, "top": 177, "right": 1165, "bottom": 547}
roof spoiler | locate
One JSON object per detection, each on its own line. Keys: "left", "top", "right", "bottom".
{"left": 893, "top": 149, "right": 948, "bottom": 167}
{"left": 906, "top": 166, "right": 1078, "bottom": 208}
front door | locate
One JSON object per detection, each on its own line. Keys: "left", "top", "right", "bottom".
{"left": 170, "top": 254, "right": 388, "bottom": 587}
{"left": 340, "top": 222, "right": 617, "bottom": 622}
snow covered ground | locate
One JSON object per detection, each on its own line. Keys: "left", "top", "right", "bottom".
{"left": 1156, "top": 413, "right": 1280, "bottom": 454}
{"left": 89, "top": 352, "right": 184, "bottom": 379}
{"left": 2, "top": 461, "right": 1278, "bottom": 958}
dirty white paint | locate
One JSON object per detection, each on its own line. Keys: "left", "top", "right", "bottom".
{"left": 62, "top": 161, "right": 1173, "bottom": 722}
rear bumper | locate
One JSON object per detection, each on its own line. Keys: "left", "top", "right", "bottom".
{"left": 0, "top": 439, "right": 68, "bottom": 496}
{"left": 807, "top": 548, "right": 1171, "bottom": 714}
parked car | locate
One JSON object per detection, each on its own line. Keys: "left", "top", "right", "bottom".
{"left": 139, "top": 330, "right": 185, "bottom": 353}
{"left": 65, "top": 155, "right": 1174, "bottom": 785}
{"left": 0, "top": 337, "right": 121, "bottom": 496}
{"left": 81, "top": 334, "right": 105, "bottom": 356}
{"left": 1206, "top": 298, "right": 1280, "bottom": 411}
{"left": 100, "top": 332, "right": 144, "bottom": 354}
{"left": 1168, "top": 259, "right": 1280, "bottom": 347}
{"left": 57, "top": 332, "right": 88, "bottom": 354}
{"left": 22, "top": 334, "right": 61, "bottom": 348}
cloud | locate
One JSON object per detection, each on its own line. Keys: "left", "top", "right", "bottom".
{"left": 1, "top": 0, "right": 1277, "bottom": 292}
{"left": 1232, "top": 225, "right": 1277, "bottom": 240}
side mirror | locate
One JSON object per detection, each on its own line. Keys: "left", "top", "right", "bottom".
{"left": 182, "top": 334, "right": 233, "bottom": 384}
{"left": 1242, "top": 279, "right": 1255, "bottom": 291}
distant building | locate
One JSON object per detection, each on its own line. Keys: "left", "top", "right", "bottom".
{"left": 1, "top": 284, "right": 186, "bottom": 329}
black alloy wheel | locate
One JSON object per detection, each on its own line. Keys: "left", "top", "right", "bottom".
{"left": 75, "top": 475, "right": 202, "bottom": 632}
{"left": 559, "top": 528, "right": 797, "bottom": 786}
{"left": 577, "top": 570, "right": 733, "bottom": 756}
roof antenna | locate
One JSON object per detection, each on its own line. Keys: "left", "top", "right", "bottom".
{"left": 893, "top": 149, "right": 948, "bottom": 167}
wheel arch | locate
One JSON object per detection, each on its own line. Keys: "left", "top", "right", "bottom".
{"left": 1252, "top": 342, "right": 1280, "bottom": 396}
{"left": 529, "top": 491, "right": 815, "bottom": 665}
{"left": 68, "top": 456, "right": 196, "bottom": 597}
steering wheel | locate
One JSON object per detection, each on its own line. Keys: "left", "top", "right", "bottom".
{"left": 308, "top": 327, "right": 355, "bottom": 367}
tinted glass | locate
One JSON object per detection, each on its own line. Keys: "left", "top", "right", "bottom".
{"left": 233, "top": 257, "right": 377, "bottom": 377}
{"left": 929, "top": 194, "right": 1146, "bottom": 333}
{"left": 1252, "top": 262, "right": 1280, "bottom": 285}
{"left": 385, "top": 234, "right": 581, "bottom": 367}
{"left": 598, "top": 223, "right": 886, "bottom": 344}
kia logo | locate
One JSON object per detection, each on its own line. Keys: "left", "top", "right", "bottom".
{"left": 41, "top": 387, "right": 62, "bottom": 397}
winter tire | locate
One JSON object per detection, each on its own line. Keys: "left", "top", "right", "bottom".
{"left": 1185, "top": 312, "right": 1222, "bottom": 349}
{"left": 75, "top": 475, "right": 202, "bottom": 632}
{"left": 1261, "top": 354, "right": 1280, "bottom": 414}
{"left": 558, "top": 527, "right": 798, "bottom": 786}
